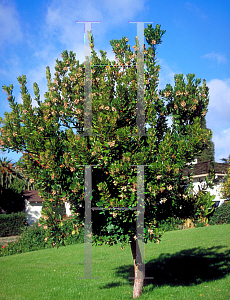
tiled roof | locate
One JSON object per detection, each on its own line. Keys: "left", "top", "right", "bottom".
{"left": 23, "top": 190, "right": 43, "bottom": 203}
{"left": 182, "top": 161, "right": 228, "bottom": 177}
{"left": 23, "top": 161, "right": 228, "bottom": 202}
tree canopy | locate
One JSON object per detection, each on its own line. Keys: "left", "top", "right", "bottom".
{"left": 195, "top": 116, "right": 215, "bottom": 163}
{"left": 0, "top": 24, "right": 212, "bottom": 298}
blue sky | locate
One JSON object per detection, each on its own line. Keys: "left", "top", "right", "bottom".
{"left": 0, "top": 0, "right": 229, "bottom": 164}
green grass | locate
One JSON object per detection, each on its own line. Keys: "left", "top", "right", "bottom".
{"left": 0, "top": 224, "right": 230, "bottom": 299}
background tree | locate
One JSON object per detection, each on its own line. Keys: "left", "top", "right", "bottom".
{"left": 0, "top": 157, "right": 21, "bottom": 213}
{"left": 0, "top": 157, "right": 17, "bottom": 191}
{"left": 0, "top": 156, "right": 37, "bottom": 213}
{"left": 221, "top": 155, "right": 230, "bottom": 198}
{"left": 195, "top": 116, "right": 215, "bottom": 163}
{"left": 0, "top": 24, "right": 212, "bottom": 298}
{"left": 220, "top": 154, "right": 230, "bottom": 164}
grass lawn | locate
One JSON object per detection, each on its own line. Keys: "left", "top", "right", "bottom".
{"left": 0, "top": 224, "right": 230, "bottom": 299}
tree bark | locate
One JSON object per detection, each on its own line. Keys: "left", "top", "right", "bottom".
{"left": 130, "top": 236, "right": 144, "bottom": 298}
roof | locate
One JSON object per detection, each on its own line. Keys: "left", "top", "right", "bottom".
{"left": 23, "top": 161, "right": 228, "bottom": 202}
{"left": 182, "top": 161, "right": 228, "bottom": 177}
{"left": 23, "top": 190, "right": 43, "bottom": 203}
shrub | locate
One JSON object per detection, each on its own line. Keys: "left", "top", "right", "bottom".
{"left": 0, "top": 212, "right": 27, "bottom": 237}
{"left": 64, "top": 220, "right": 84, "bottom": 246}
{"left": 157, "top": 217, "right": 185, "bottom": 232}
{"left": 157, "top": 217, "right": 207, "bottom": 231}
{"left": 0, "top": 217, "right": 84, "bottom": 257}
{"left": 0, "top": 222, "right": 51, "bottom": 257}
{"left": 0, "top": 188, "right": 25, "bottom": 214}
{"left": 51, "top": 203, "right": 66, "bottom": 219}
{"left": 209, "top": 202, "right": 230, "bottom": 225}
{"left": 194, "top": 220, "right": 206, "bottom": 227}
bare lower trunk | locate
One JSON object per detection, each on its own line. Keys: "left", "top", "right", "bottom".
{"left": 130, "top": 236, "right": 144, "bottom": 298}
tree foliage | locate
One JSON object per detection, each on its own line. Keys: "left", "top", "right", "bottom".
{"left": 221, "top": 155, "right": 230, "bottom": 198}
{"left": 209, "top": 201, "right": 230, "bottom": 225}
{"left": 0, "top": 157, "right": 37, "bottom": 213}
{"left": 0, "top": 24, "right": 212, "bottom": 297}
{"left": 0, "top": 24, "right": 211, "bottom": 244}
{"left": 196, "top": 117, "right": 215, "bottom": 163}
{"left": 221, "top": 155, "right": 230, "bottom": 164}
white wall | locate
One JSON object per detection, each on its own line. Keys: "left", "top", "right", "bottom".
{"left": 65, "top": 202, "right": 72, "bottom": 216}
{"left": 24, "top": 200, "right": 42, "bottom": 225}
{"left": 24, "top": 200, "right": 72, "bottom": 225}
{"left": 192, "top": 175, "right": 225, "bottom": 201}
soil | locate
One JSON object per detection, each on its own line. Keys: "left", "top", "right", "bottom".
{"left": 0, "top": 235, "right": 21, "bottom": 246}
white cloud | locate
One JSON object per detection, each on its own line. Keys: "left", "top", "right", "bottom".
{"left": 0, "top": 1, "right": 23, "bottom": 47}
{"left": 0, "top": 0, "right": 147, "bottom": 111}
{"left": 206, "top": 78, "right": 230, "bottom": 128}
{"left": 43, "top": 0, "right": 147, "bottom": 57}
{"left": 185, "top": 2, "right": 207, "bottom": 20}
{"left": 202, "top": 52, "right": 227, "bottom": 65}
{"left": 212, "top": 128, "right": 230, "bottom": 162}
{"left": 25, "top": 0, "right": 147, "bottom": 100}
{"left": 206, "top": 78, "right": 230, "bottom": 162}
{"left": 158, "top": 58, "right": 177, "bottom": 90}
{"left": 102, "top": 0, "right": 147, "bottom": 25}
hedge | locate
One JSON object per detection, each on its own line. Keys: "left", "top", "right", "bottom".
{"left": 0, "top": 212, "right": 27, "bottom": 237}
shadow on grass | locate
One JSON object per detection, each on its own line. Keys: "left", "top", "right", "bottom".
{"left": 100, "top": 246, "right": 230, "bottom": 290}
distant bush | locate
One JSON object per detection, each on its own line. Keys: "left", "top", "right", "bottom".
{"left": 157, "top": 217, "right": 185, "bottom": 232}
{"left": 157, "top": 217, "right": 208, "bottom": 231}
{"left": 51, "top": 203, "right": 66, "bottom": 219}
{"left": 0, "top": 217, "right": 84, "bottom": 257}
{"left": 209, "top": 202, "right": 230, "bottom": 225}
{"left": 0, "top": 222, "right": 51, "bottom": 256}
{"left": 0, "top": 212, "right": 27, "bottom": 237}
{"left": 0, "top": 179, "right": 25, "bottom": 214}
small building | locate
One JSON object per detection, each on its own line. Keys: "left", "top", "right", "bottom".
{"left": 23, "top": 160, "right": 229, "bottom": 224}
{"left": 182, "top": 160, "right": 229, "bottom": 206}
{"left": 23, "top": 190, "right": 72, "bottom": 225}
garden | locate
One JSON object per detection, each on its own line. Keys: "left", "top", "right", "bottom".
{"left": 1, "top": 23, "right": 230, "bottom": 298}
{"left": 0, "top": 222, "right": 230, "bottom": 299}
{"left": 0, "top": 203, "right": 229, "bottom": 299}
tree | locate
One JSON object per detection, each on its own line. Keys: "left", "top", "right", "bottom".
{"left": 195, "top": 116, "right": 215, "bottom": 163}
{"left": 220, "top": 154, "right": 230, "bottom": 164}
{"left": 0, "top": 157, "right": 37, "bottom": 213}
{"left": 221, "top": 155, "right": 230, "bottom": 198}
{"left": 0, "top": 157, "right": 22, "bottom": 213}
{"left": 0, "top": 157, "right": 16, "bottom": 192}
{"left": 0, "top": 24, "right": 212, "bottom": 298}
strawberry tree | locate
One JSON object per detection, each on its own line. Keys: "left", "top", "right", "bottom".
{"left": 0, "top": 24, "right": 211, "bottom": 298}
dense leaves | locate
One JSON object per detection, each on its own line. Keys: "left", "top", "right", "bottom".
{"left": 209, "top": 202, "right": 230, "bottom": 225}
{"left": 0, "top": 24, "right": 211, "bottom": 249}
{"left": 0, "top": 157, "right": 37, "bottom": 213}
{"left": 221, "top": 156, "right": 230, "bottom": 198}
{"left": 195, "top": 117, "right": 215, "bottom": 163}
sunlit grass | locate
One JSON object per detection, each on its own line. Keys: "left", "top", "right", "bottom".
{"left": 0, "top": 224, "right": 230, "bottom": 299}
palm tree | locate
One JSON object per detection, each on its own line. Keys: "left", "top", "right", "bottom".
{"left": 0, "top": 157, "right": 36, "bottom": 190}
{"left": 14, "top": 156, "right": 40, "bottom": 190}
{"left": 0, "top": 157, "right": 18, "bottom": 191}
{"left": 0, "top": 156, "right": 38, "bottom": 213}
{"left": 221, "top": 155, "right": 230, "bottom": 164}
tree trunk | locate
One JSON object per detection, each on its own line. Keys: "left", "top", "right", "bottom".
{"left": 130, "top": 236, "right": 144, "bottom": 298}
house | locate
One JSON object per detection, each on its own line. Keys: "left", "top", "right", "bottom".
{"left": 182, "top": 160, "right": 229, "bottom": 206}
{"left": 23, "top": 190, "right": 72, "bottom": 225}
{"left": 23, "top": 160, "right": 228, "bottom": 224}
